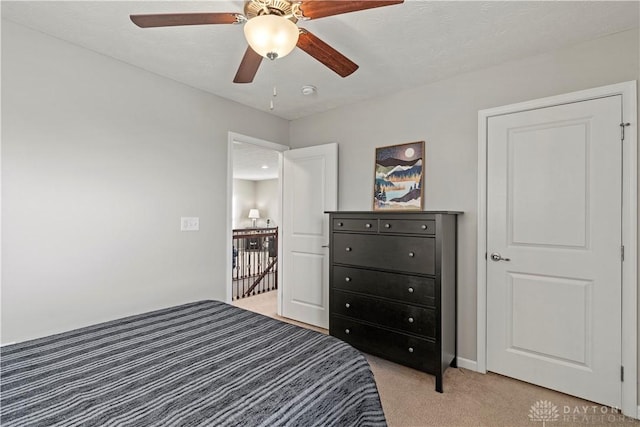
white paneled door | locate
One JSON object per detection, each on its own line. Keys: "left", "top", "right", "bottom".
{"left": 281, "top": 143, "right": 337, "bottom": 328}
{"left": 487, "top": 96, "right": 623, "bottom": 407}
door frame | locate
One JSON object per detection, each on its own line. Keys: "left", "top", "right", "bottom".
{"left": 476, "top": 81, "right": 637, "bottom": 416}
{"left": 226, "top": 131, "right": 289, "bottom": 316}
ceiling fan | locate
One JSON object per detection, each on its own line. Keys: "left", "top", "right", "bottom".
{"left": 130, "top": 0, "right": 404, "bottom": 84}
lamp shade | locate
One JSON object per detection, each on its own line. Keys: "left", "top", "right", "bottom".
{"left": 248, "top": 209, "right": 260, "bottom": 219}
{"left": 243, "top": 15, "right": 299, "bottom": 59}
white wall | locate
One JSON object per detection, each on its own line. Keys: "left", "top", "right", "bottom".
{"left": 232, "top": 178, "right": 278, "bottom": 229}
{"left": 232, "top": 179, "right": 256, "bottom": 229}
{"left": 256, "top": 179, "right": 279, "bottom": 227}
{"left": 1, "top": 21, "right": 289, "bottom": 343}
{"left": 3, "top": 15, "right": 639, "bottom": 383}
{"left": 289, "top": 29, "right": 640, "bottom": 364}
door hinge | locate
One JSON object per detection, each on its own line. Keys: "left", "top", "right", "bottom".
{"left": 621, "top": 122, "right": 631, "bottom": 141}
{"left": 621, "top": 365, "right": 624, "bottom": 382}
{"left": 621, "top": 245, "right": 625, "bottom": 261}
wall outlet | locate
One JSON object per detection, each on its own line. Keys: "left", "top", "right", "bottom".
{"left": 181, "top": 217, "right": 199, "bottom": 231}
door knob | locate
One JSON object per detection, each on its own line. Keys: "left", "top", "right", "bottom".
{"left": 490, "top": 252, "right": 511, "bottom": 262}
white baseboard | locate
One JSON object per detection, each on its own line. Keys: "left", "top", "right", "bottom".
{"left": 456, "top": 357, "right": 478, "bottom": 372}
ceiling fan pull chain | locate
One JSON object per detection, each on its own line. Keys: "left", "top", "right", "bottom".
{"left": 270, "top": 86, "right": 277, "bottom": 110}
{"left": 269, "top": 59, "right": 277, "bottom": 110}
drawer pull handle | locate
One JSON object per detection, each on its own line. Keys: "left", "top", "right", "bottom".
{"left": 346, "top": 247, "right": 352, "bottom": 252}
{"left": 345, "top": 329, "right": 350, "bottom": 334}
{"left": 345, "top": 303, "right": 351, "bottom": 308}
{"left": 365, "top": 223, "right": 372, "bottom": 228}
{"left": 408, "top": 252, "right": 415, "bottom": 257}
{"left": 421, "top": 224, "right": 428, "bottom": 230}
{"left": 345, "top": 277, "right": 351, "bottom": 282}
{"left": 408, "top": 317, "right": 414, "bottom": 323}
{"left": 337, "top": 222, "right": 344, "bottom": 226}
{"left": 408, "top": 347, "right": 414, "bottom": 353}
{"left": 384, "top": 223, "right": 391, "bottom": 228}
{"left": 408, "top": 287, "right": 414, "bottom": 293}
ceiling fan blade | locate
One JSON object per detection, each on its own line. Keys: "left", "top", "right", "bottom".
{"left": 130, "top": 13, "right": 241, "bottom": 28}
{"left": 297, "top": 29, "right": 358, "bottom": 78}
{"left": 233, "top": 46, "right": 263, "bottom": 84}
{"left": 298, "top": 0, "right": 403, "bottom": 20}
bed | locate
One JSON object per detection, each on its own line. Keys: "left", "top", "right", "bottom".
{"left": 1, "top": 300, "right": 386, "bottom": 426}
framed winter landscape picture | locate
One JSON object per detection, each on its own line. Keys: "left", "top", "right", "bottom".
{"left": 373, "top": 141, "right": 424, "bottom": 211}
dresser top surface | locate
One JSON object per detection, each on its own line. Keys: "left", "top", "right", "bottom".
{"left": 325, "top": 211, "right": 463, "bottom": 215}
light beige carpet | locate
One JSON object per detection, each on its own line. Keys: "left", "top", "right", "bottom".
{"left": 234, "top": 291, "right": 639, "bottom": 426}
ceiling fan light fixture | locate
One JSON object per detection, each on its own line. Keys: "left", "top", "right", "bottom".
{"left": 244, "top": 14, "right": 299, "bottom": 60}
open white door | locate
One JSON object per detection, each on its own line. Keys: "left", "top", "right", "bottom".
{"left": 281, "top": 143, "right": 338, "bottom": 328}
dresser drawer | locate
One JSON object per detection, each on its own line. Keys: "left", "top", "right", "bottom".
{"left": 379, "top": 219, "right": 435, "bottom": 235}
{"left": 332, "top": 290, "right": 435, "bottom": 338}
{"left": 333, "top": 218, "right": 378, "bottom": 232}
{"left": 333, "top": 266, "right": 435, "bottom": 307}
{"left": 333, "top": 234, "right": 435, "bottom": 275}
{"left": 331, "top": 315, "right": 436, "bottom": 373}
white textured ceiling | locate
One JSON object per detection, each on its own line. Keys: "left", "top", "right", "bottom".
{"left": 2, "top": 1, "right": 639, "bottom": 121}
{"left": 233, "top": 141, "right": 280, "bottom": 181}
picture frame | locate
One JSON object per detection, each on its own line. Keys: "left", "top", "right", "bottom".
{"left": 373, "top": 141, "right": 424, "bottom": 211}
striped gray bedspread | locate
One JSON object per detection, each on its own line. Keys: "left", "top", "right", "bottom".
{"left": 1, "top": 300, "right": 386, "bottom": 426}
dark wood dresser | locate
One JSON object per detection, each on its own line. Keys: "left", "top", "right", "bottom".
{"left": 326, "top": 211, "right": 461, "bottom": 392}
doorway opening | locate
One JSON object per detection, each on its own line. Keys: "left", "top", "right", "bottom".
{"left": 226, "top": 132, "right": 289, "bottom": 318}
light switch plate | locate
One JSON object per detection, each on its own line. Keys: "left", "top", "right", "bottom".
{"left": 181, "top": 217, "right": 199, "bottom": 231}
